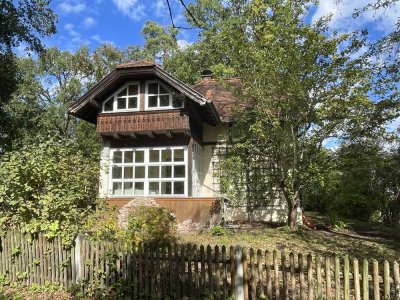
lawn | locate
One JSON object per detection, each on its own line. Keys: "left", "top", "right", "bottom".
{"left": 178, "top": 212, "right": 400, "bottom": 262}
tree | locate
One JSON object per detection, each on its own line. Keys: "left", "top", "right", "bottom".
{"left": 0, "top": 138, "right": 100, "bottom": 244}
{"left": 0, "top": 0, "right": 57, "bottom": 149}
{"left": 142, "top": 21, "right": 179, "bottom": 61}
{"left": 179, "top": 0, "right": 400, "bottom": 228}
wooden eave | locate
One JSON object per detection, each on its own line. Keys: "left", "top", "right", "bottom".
{"left": 67, "top": 65, "right": 220, "bottom": 125}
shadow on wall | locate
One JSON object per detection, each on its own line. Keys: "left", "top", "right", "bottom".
{"left": 225, "top": 206, "right": 288, "bottom": 224}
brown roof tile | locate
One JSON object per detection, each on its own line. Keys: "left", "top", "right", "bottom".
{"left": 116, "top": 59, "right": 156, "bottom": 69}
{"left": 193, "top": 78, "right": 241, "bottom": 122}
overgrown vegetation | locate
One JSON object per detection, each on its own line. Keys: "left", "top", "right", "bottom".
{"left": 84, "top": 206, "right": 176, "bottom": 245}
{"left": 0, "top": 139, "right": 101, "bottom": 244}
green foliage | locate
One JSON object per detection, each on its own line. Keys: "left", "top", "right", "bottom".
{"left": 84, "top": 206, "right": 177, "bottom": 245}
{"left": 210, "top": 225, "right": 228, "bottom": 236}
{"left": 172, "top": 0, "right": 400, "bottom": 228}
{"left": 125, "top": 206, "right": 176, "bottom": 245}
{"left": 83, "top": 209, "right": 127, "bottom": 243}
{"left": 0, "top": 138, "right": 101, "bottom": 244}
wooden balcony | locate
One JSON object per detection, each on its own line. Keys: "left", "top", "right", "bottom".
{"left": 97, "top": 111, "right": 190, "bottom": 134}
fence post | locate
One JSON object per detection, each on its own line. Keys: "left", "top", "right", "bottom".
{"left": 74, "top": 234, "right": 83, "bottom": 284}
{"left": 234, "top": 246, "right": 245, "bottom": 300}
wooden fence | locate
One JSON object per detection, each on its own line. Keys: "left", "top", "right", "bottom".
{"left": 0, "top": 231, "right": 399, "bottom": 299}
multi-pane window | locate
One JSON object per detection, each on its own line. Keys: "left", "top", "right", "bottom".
{"left": 103, "top": 82, "right": 140, "bottom": 112}
{"left": 146, "top": 81, "right": 183, "bottom": 109}
{"left": 109, "top": 147, "right": 187, "bottom": 196}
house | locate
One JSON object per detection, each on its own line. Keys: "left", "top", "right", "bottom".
{"left": 68, "top": 60, "right": 288, "bottom": 228}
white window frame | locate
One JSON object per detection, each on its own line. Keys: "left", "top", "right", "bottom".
{"left": 102, "top": 81, "right": 140, "bottom": 113}
{"left": 108, "top": 146, "right": 188, "bottom": 197}
{"left": 145, "top": 80, "right": 183, "bottom": 111}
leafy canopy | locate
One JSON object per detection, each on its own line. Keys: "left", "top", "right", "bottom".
{"left": 0, "top": 138, "right": 101, "bottom": 244}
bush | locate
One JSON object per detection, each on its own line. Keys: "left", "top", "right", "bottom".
{"left": 0, "top": 138, "right": 101, "bottom": 245}
{"left": 210, "top": 225, "right": 228, "bottom": 236}
{"left": 125, "top": 206, "right": 176, "bottom": 245}
{"left": 84, "top": 206, "right": 177, "bottom": 245}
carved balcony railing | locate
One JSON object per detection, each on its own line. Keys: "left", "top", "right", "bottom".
{"left": 97, "top": 111, "right": 190, "bottom": 134}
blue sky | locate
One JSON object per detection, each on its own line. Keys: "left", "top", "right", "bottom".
{"left": 44, "top": 0, "right": 196, "bottom": 51}
{"left": 43, "top": 0, "right": 400, "bottom": 53}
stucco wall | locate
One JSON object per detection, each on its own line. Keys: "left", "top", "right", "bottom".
{"left": 200, "top": 123, "right": 229, "bottom": 197}
{"left": 98, "top": 139, "right": 110, "bottom": 197}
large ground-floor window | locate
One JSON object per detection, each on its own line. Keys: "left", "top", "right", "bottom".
{"left": 109, "top": 146, "right": 187, "bottom": 197}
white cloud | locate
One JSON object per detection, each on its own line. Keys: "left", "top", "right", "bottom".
{"left": 83, "top": 17, "right": 96, "bottom": 28}
{"left": 91, "top": 34, "right": 115, "bottom": 45}
{"left": 58, "top": 1, "right": 86, "bottom": 14}
{"left": 111, "top": 0, "right": 146, "bottom": 21}
{"left": 154, "top": 0, "right": 167, "bottom": 18}
{"left": 312, "top": 0, "right": 400, "bottom": 34}
{"left": 63, "top": 23, "right": 90, "bottom": 49}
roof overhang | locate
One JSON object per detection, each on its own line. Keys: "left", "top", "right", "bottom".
{"left": 67, "top": 64, "right": 220, "bottom": 125}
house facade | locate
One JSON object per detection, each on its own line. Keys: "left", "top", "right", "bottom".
{"left": 68, "top": 60, "right": 288, "bottom": 227}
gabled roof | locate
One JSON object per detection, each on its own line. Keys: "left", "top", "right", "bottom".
{"left": 67, "top": 60, "right": 220, "bottom": 125}
{"left": 193, "top": 77, "right": 241, "bottom": 122}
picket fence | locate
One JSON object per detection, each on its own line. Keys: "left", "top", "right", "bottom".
{"left": 0, "top": 231, "right": 399, "bottom": 299}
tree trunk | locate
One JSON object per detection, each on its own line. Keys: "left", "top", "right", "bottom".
{"left": 289, "top": 204, "right": 298, "bottom": 230}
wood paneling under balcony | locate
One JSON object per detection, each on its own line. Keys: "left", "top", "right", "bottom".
{"left": 97, "top": 111, "right": 190, "bottom": 134}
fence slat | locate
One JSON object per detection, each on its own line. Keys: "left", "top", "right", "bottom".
{"left": 258, "top": 249, "right": 265, "bottom": 299}
{"left": 307, "top": 254, "right": 314, "bottom": 300}
{"left": 243, "top": 248, "right": 248, "bottom": 300}
{"left": 250, "top": 248, "right": 256, "bottom": 300}
{"left": 374, "top": 259, "right": 380, "bottom": 300}
{"left": 394, "top": 261, "right": 400, "bottom": 300}
{"left": 273, "top": 250, "right": 280, "bottom": 300}
{"left": 299, "top": 253, "right": 305, "bottom": 300}
{"left": 344, "top": 256, "right": 350, "bottom": 300}
{"left": 316, "top": 254, "right": 322, "bottom": 300}
{"left": 354, "top": 258, "right": 361, "bottom": 300}
{"left": 335, "top": 256, "right": 341, "bottom": 300}
{"left": 384, "top": 260, "right": 390, "bottom": 300}
{"left": 266, "top": 250, "right": 272, "bottom": 300}
{"left": 363, "top": 259, "right": 369, "bottom": 300}
{"left": 326, "top": 256, "right": 331, "bottom": 300}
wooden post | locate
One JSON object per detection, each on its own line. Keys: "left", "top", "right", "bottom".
{"left": 344, "top": 256, "right": 350, "bottom": 300}
{"left": 74, "top": 235, "right": 82, "bottom": 284}
{"left": 230, "top": 246, "right": 235, "bottom": 297}
{"left": 383, "top": 260, "right": 390, "bottom": 300}
{"left": 299, "top": 253, "right": 305, "bottom": 300}
{"left": 363, "top": 259, "right": 369, "bottom": 300}
{"left": 290, "top": 252, "right": 296, "bottom": 300}
{"left": 354, "top": 258, "right": 361, "bottom": 300}
{"left": 243, "top": 248, "right": 248, "bottom": 300}
{"left": 250, "top": 248, "right": 256, "bottom": 300}
{"left": 307, "top": 254, "right": 313, "bottom": 300}
{"left": 266, "top": 250, "right": 272, "bottom": 299}
{"left": 258, "top": 249, "right": 265, "bottom": 299}
{"left": 273, "top": 250, "right": 280, "bottom": 300}
{"left": 316, "top": 254, "right": 322, "bottom": 300}
{"left": 335, "top": 256, "right": 341, "bottom": 300}
{"left": 234, "top": 246, "right": 244, "bottom": 300}
{"left": 373, "top": 259, "right": 380, "bottom": 300}
{"left": 326, "top": 257, "right": 331, "bottom": 300}
{"left": 394, "top": 261, "right": 400, "bottom": 300}
{"left": 282, "top": 251, "right": 288, "bottom": 300}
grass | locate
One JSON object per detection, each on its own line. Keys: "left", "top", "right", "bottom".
{"left": 178, "top": 212, "right": 400, "bottom": 261}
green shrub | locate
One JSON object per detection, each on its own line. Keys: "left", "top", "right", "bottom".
{"left": 125, "top": 206, "right": 176, "bottom": 245}
{"left": 83, "top": 209, "right": 127, "bottom": 243}
{"left": 84, "top": 206, "right": 176, "bottom": 245}
{"left": 210, "top": 225, "right": 228, "bottom": 236}
{"left": 0, "top": 138, "right": 101, "bottom": 245}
